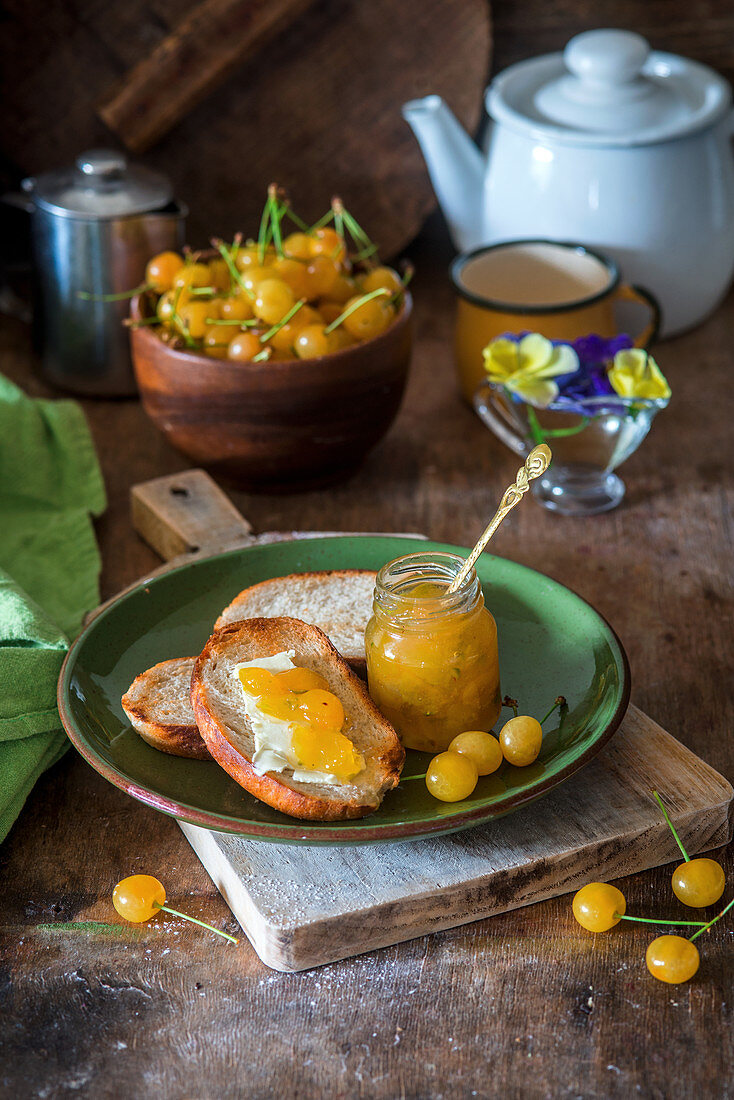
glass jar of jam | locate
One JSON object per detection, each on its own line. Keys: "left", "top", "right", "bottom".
{"left": 365, "top": 552, "right": 501, "bottom": 753}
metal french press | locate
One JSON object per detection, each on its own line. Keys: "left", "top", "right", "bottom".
{"left": 13, "top": 150, "right": 186, "bottom": 396}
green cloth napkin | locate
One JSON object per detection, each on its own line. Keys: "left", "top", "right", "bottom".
{"left": 0, "top": 373, "right": 106, "bottom": 842}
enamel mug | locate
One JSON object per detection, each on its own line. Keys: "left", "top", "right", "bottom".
{"left": 451, "top": 240, "right": 658, "bottom": 400}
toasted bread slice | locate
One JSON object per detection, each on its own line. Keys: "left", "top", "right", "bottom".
{"left": 121, "top": 657, "right": 211, "bottom": 760}
{"left": 191, "top": 617, "right": 404, "bottom": 821}
{"left": 214, "top": 570, "right": 376, "bottom": 676}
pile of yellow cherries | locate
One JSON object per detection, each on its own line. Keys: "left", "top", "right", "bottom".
{"left": 573, "top": 791, "right": 732, "bottom": 984}
{"left": 423, "top": 696, "right": 564, "bottom": 802}
{"left": 134, "top": 186, "right": 409, "bottom": 362}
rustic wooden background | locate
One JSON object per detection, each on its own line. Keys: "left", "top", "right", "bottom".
{"left": 0, "top": 0, "right": 492, "bottom": 258}
{"left": 1, "top": 1, "right": 733, "bottom": 1098}
{"left": 3, "top": 0, "right": 734, "bottom": 245}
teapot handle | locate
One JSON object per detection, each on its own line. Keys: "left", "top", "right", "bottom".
{"left": 613, "top": 283, "right": 660, "bottom": 347}
{"left": 473, "top": 381, "right": 529, "bottom": 457}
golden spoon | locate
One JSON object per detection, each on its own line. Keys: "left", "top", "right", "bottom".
{"left": 447, "top": 444, "right": 552, "bottom": 594}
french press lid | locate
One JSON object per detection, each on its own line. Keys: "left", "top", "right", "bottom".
{"left": 21, "top": 149, "right": 174, "bottom": 219}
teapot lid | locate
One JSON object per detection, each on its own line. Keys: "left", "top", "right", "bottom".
{"left": 22, "top": 150, "right": 173, "bottom": 219}
{"left": 487, "top": 30, "right": 731, "bottom": 147}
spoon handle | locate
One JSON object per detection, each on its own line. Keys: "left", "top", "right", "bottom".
{"left": 447, "top": 444, "right": 551, "bottom": 594}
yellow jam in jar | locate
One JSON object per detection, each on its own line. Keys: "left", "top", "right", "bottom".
{"left": 365, "top": 553, "right": 501, "bottom": 753}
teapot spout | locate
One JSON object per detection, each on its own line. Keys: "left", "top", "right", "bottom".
{"left": 402, "top": 95, "right": 484, "bottom": 251}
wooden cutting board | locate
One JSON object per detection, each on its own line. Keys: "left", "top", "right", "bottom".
{"left": 130, "top": 470, "right": 734, "bottom": 972}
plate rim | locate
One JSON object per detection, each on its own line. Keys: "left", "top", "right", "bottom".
{"left": 58, "top": 536, "right": 631, "bottom": 844}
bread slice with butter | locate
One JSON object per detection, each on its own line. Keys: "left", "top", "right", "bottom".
{"left": 121, "top": 657, "right": 211, "bottom": 760}
{"left": 214, "top": 570, "right": 376, "bottom": 676}
{"left": 191, "top": 617, "right": 404, "bottom": 821}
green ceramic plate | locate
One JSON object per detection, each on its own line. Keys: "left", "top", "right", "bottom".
{"left": 58, "top": 537, "right": 629, "bottom": 844}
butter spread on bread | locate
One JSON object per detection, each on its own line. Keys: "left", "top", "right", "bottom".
{"left": 232, "top": 650, "right": 366, "bottom": 785}
{"left": 191, "top": 617, "right": 404, "bottom": 821}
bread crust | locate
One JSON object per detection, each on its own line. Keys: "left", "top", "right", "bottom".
{"left": 191, "top": 617, "right": 404, "bottom": 821}
{"left": 122, "top": 657, "right": 211, "bottom": 761}
{"left": 214, "top": 569, "right": 376, "bottom": 677}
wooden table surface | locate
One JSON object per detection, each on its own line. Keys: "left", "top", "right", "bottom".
{"left": 1, "top": 218, "right": 732, "bottom": 1099}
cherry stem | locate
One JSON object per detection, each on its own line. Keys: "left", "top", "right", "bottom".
{"left": 259, "top": 298, "right": 306, "bottom": 343}
{"left": 153, "top": 902, "right": 239, "bottom": 944}
{"left": 167, "top": 284, "right": 197, "bottom": 348}
{"left": 78, "top": 283, "right": 149, "bottom": 302}
{"left": 258, "top": 189, "right": 275, "bottom": 263}
{"left": 389, "top": 264, "right": 414, "bottom": 305}
{"left": 652, "top": 790, "right": 689, "bottom": 861}
{"left": 689, "top": 895, "right": 734, "bottom": 942}
{"left": 400, "top": 773, "right": 427, "bottom": 782}
{"left": 332, "top": 197, "right": 345, "bottom": 253}
{"left": 615, "top": 914, "right": 707, "bottom": 927}
{"left": 205, "top": 317, "right": 258, "bottom": 326}
{"left": 177, "top": 330, "right": 198, "bottom": 349}
{"left": 189, "top": 286, "right": 217, "bottom": 296}
{"left": 309, "top": 209, "right": 335, "bottom": 233}
{"left": 268, "top": 188, "right": 285, "bottom": 257}
{"left": 284, "top": 203, "right": 309, "bottom": 232}
{"left": 174, "top": 315, "right": 197, "bottom": 349}
{"left": 502, "top": 696, "right": 519, "bottom": 718}
{"left": 213, "top": 240, "right": 254, "bottom": 301}
{"left": 341, "top": 207, "right": 372, "bottom": 248}
{"left": 539, "top": 696, "right": 567, "bottom": 727}
{"left": 341, "top": 207, "right": 379, "bottom": 267}
{"left": 252, "top": 347, "right": 272, "bottom": 363}
{"left": 323, "top": 288, "right": 390, "bottom": 334}
{"left": 351, "top": 242, "right": 379, "bottom": 264}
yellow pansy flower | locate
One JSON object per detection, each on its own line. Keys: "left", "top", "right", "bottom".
{"left": 608, "top": 349, "right": 671, "bottom": 400}
{"left": 482, "top": 333, "right": 580, "bottom": 408}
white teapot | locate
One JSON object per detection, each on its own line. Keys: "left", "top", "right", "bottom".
{"left": 403, "top": 29, "right": 734, "bottom": 335}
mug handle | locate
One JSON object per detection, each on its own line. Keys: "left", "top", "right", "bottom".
{"left": 473, "top": 380, "right": 529, "bottom": 457}
{"left": 612, "top": 283, "right": 661, "bottom": 347}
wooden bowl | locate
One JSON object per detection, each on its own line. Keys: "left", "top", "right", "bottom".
{"left": 129, "top": 294, "right": 412, "bottom": 488}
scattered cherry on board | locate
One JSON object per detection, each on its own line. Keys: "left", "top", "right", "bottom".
{"left": 571, "top": 791, "right": 731, "bottom": 983}
{"left": 113, "top": 875, "right": 238, "bottom": 944}
{"left": 650, "top": 790, "right": 726, "bottom": 908}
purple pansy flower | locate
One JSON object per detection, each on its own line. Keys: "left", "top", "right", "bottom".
{"left": 493, "top": 331, "right": 634, "bottom": 410}
{"left": 571, "top": 333, "right": 634, "bottom": 364}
